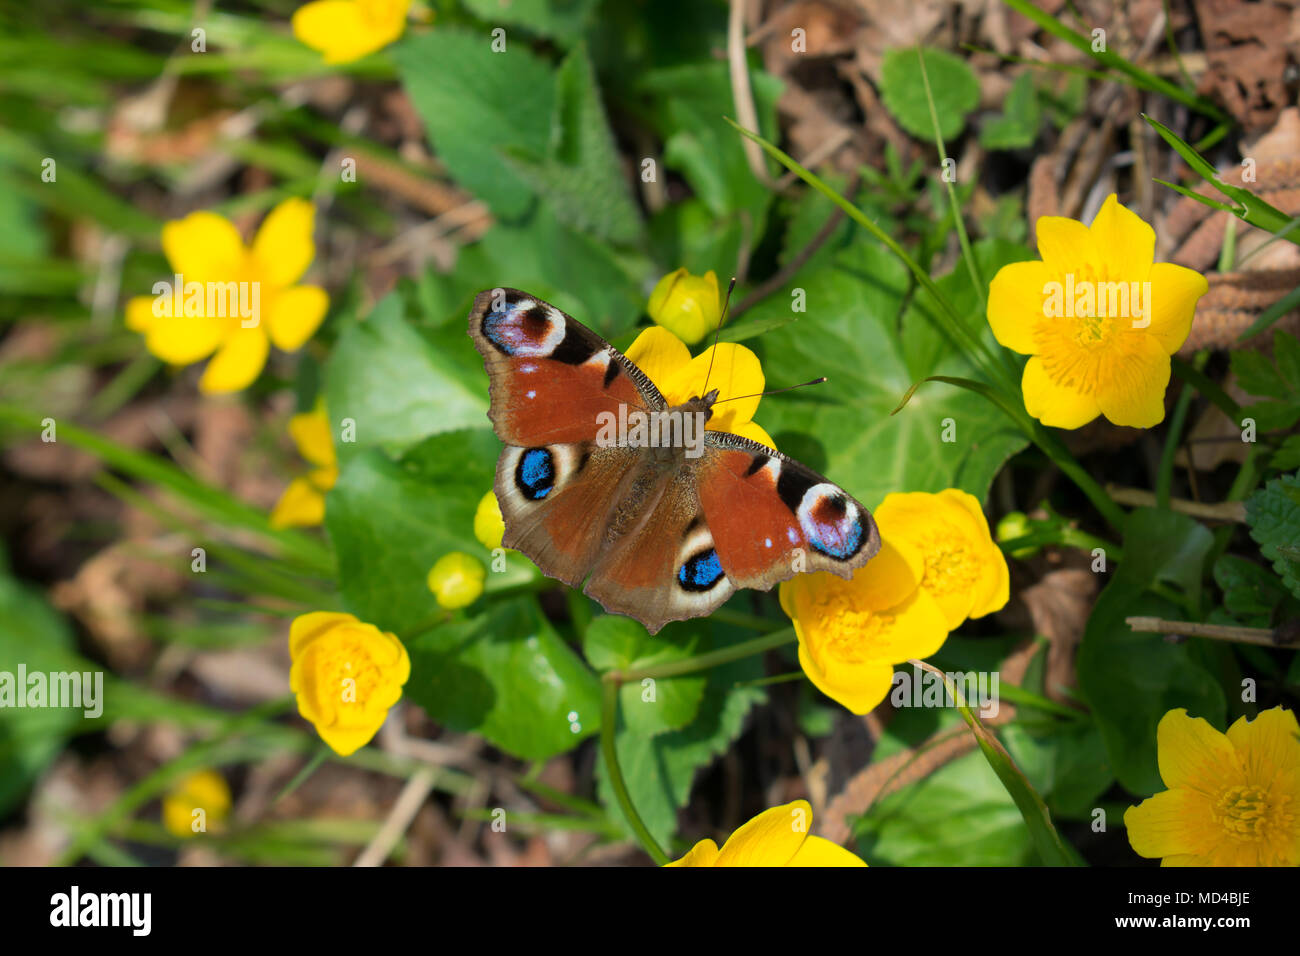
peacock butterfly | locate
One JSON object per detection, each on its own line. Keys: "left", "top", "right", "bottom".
{"left": 468, "top": 288, "right": 880, "bottom": 633}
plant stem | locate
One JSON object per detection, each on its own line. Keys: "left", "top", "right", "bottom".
{"left": 1157, "top": 378, "right": 1197, "bottom": 510}
{"left": 611, "top": 628, "right": 796, "bottom": 682}
{"left": 1106, "top": 485, "right": 1246, "bottom": 522}
{"left": 1126, "top": 616, "right": 1296, "bottom": 648}
{"left": 599, "top": 679, "right": 670, "bottom": 865}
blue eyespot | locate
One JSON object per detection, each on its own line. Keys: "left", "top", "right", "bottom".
{"left": 516, "top": 448, "right": 555, "bottom": 500}
{"left": 810, "top": 517, "right": 862, "bottom": 559}
{"left": 678, "top": 548, "right": 724, "bottom": 592}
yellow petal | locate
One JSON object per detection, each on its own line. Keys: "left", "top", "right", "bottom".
{"left": 1226, "top": 706, "right": 1300, "bottom": 784}
{"left": 252, "top": 199, "right": 317, "bottom": 289}
{"left": 267, "top": 285, "right": 329, "bottom": 352}
{"left": 785, "top": 834, "right": 868, "bottom": 866}
{"left": 1021, "top": 355, "right": 1101, "bottom": 429}
{"left": 849, "top": 586, "right": 950, "bottom": 664}
{"left": 315, "top": 721, "right": 381, "bottom": 757}
{"left": 1088, "top": 194, "right": 1155, "bottom": 274}
{"left": 659, "top": 342, "right": 763, "bottom": 432}
{"left": 292, "top": 0, "right": 409, "bottom": 64}
{"left": 1035, "top": 216, "right": 1092, "bottom": 273}
{"left": 144, "top": 315, "right": 227, "bottom": 366}
{"left": 1094, "top": 336, "right": 1170, "bottom": 428}
{"left": 289, "top": 406, "right": 336, "bottom": 469}
{"left": 937, "top": 489, "right": 1009, "bottom": 619}
{"left": 199, "top": 327, "right": 269, "bottom": 394}
{"left": 125, "top": 295, "right": 158, "bottom": 333}
{"left": 1156, "top": 708, "right": 1239, "bottom": 794}
{"left": 624, "top": 326, "right": 692, "bottom": 392}
{"left": 797, "top": 642, "right": 896, "bottom": 715}
{"left": 986, "top": 259, "right": 1052, "bottom": 355}
{"left": 1124, "top": 788, "right": 1218, "bottom": 861}
{"left": 714, "top": 801, "right": 812, "bottom": 866}
{"left": 1146, "top": 262, "right": 1208, "bottom": 355}
{"left": 729, "top": 419, "right": 776, "bottom": 450}
{"left": 161, "top": 211, "right": 246, "bottom": 283}
{"left": 289, "top": 611, "right": 359, "bottom": 657}
{"left": 664, "top": 839, "right": 720, "bottom": 867}
{"left": 270, "top": 477, "right": 326, "bottom": 529}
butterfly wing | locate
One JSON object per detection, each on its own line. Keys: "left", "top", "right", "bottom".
{"left": 695, "top": 431, "right": 880, "bottom": 591}
{"left": 467, "top": 287, "right": 665, "bottom": 445}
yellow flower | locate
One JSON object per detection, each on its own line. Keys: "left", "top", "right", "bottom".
{"left": 625, "top": 326, "right": 775, "bottom": 449}
{"left": 667, "top": 800, "right": 865, "bottom": 866}
{"left": 162, "top": 769, "right": 231, "bottom": 839}
{"left": 1125, "top": 707, "right": 1300, "bottom": 866}
{"left": 779, "top": 537, "right": 948, "bottom": 714}
{"left": 874, "top": 490, "right": 1009, "bottom": 630}
{"left": 647, "top": 268, "right": 723, "bottom": 345}
{"left": 473, "top": 490, "right": 505, "bottom": 551}
{"left": 270, "top": 402, "right": 337, "bottom": 529}
{"left": 427, "top": 552, "right": 486, "bottom": 609}
{"left": 292, "top": 0, "right": 411, "bottom": 64}
{"left": 987, "top": 194, "right": 1208, "bottom": 429}
{"left": 126, "top": 198, "right": 328, "bottom": 394}
{"left": 288, "top": 611, "right": 410, "bottom": 756}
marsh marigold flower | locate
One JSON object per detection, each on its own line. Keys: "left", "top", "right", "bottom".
{"left": 1125, "top": 707, "right": 1300, "bottom": 866}
{"left": 625, "top": 326, "right": 775, "bottom": 449}
{"left": 270, "top": 402, "right": 337, "bottom": 529}
{"left": 289, "top": 611, "right": 410, "bottom": 756}
{"left": 780, "top": 537, "right": 948, "bottom": 714}
{"left": 427, "top": 552, "right": 486, "bottom": 609}
{"left": 292, "top": 0, "right": 411, "bottom": 64}
{"left": 667, "top": 800, "right": 865, "bottom": 866}
{"left": 874, "top": 490, "right": 1009, "bottom": 630}
{"left": 126, "top": 198, "right": 328, "bottom": 394}
{"left": 647, "top": 268, "right": 723, "bottom": 345}
{"left": 987, "top": 194, "right": 1207, "bottom": 429}
{"left": 162, "top": 769, "right": 231, "bottom": 838}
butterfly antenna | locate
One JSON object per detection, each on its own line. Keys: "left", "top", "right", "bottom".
{"left": 711, "top": 377, "right": 828, "bottom": 405}
{"left": 701, "top": 277, "right": 737, "bottom": 399}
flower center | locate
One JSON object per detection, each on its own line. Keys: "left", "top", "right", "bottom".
{"left": 918, "top": 532, "right": 979, "bottom": 600}
{"left": 1213, "top": 785, "right": 1291, "bottom": 843}
{"left": 321, "top": 641, "right": 383, "bottom": 712}
{"left": 804, "top": 590, "right": 890, "bottom": 665}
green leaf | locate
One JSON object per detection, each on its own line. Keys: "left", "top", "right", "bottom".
{"left": 506, "top": 44, "right": 644, "bottom": 245}
{"left": 979, "top": 72, "right": 1041, "bottom": 150}
{"left": 1232, "top": 349, "right": 1290, "bottom": 400}
{"left": 638, "top": 62, "right": 782, "bottom": 220}
{"left": 326, "top": 429, "right": 520, "bottom": 636}
{"left": 1002, "top": 722, "right": 1114, "bottom": 820}
{"left": 325, "top": 294, "right": 489, "bottom": 460}
{"left": 0, "top": 554, "right": 83, "bottom": 817}
{"left": 1076, "top": 509, "right": 1225, "bottom": 795}
{"left": 459, "top": 0, "right": 600, "bottom": 44}
{"left": 405, "top": 598, "right": 601, "bottom": 761}
{"left": 880, "top": 47, "right": 979, "bottom": 141}
{"left": 1274, "top": 330, "right": 1300, "bottom": 390}
{"left": 1272, "top": 434, "right": 1300, "bottom": 472}
{"left": 854, "top": 749, "right": 1035, "bottom": 865}
{"left": 582, "top": 616, "right": 707, "bottom": 736}
{"left": 1213, "top": 554, "right": 1292, "bottom": 626}
{"left": 596, "top": 624, "right": 766, "bottom": 848}
{"left": 1245, "top": 474, "right": 1300, "bottom": 598}
{"left": 392, "top": 30, "right": 555, "bottom": 218}
{"left": 745, "top": 234, "right": 1027, "bottom": 507}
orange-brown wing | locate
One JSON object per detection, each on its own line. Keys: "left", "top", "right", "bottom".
{"left": 467, "top": 288, "right": 664, "bottom": 446}
{"left": 695, "top": 432, "right": 880, "bottom": 592}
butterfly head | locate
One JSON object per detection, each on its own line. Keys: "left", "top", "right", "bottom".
{"left": 682, "top": 388, "right": 720, "bottom": 423}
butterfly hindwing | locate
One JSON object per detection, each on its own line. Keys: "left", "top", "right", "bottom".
{"left": 696, "top": 432, "right": 880, "bottom": 591}
{"left": 468, "top": 288, "right": 665, "bottom": 446}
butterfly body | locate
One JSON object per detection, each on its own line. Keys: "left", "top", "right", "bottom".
{"left": 469, "top": 288, "right": 879, "bottom": 633}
